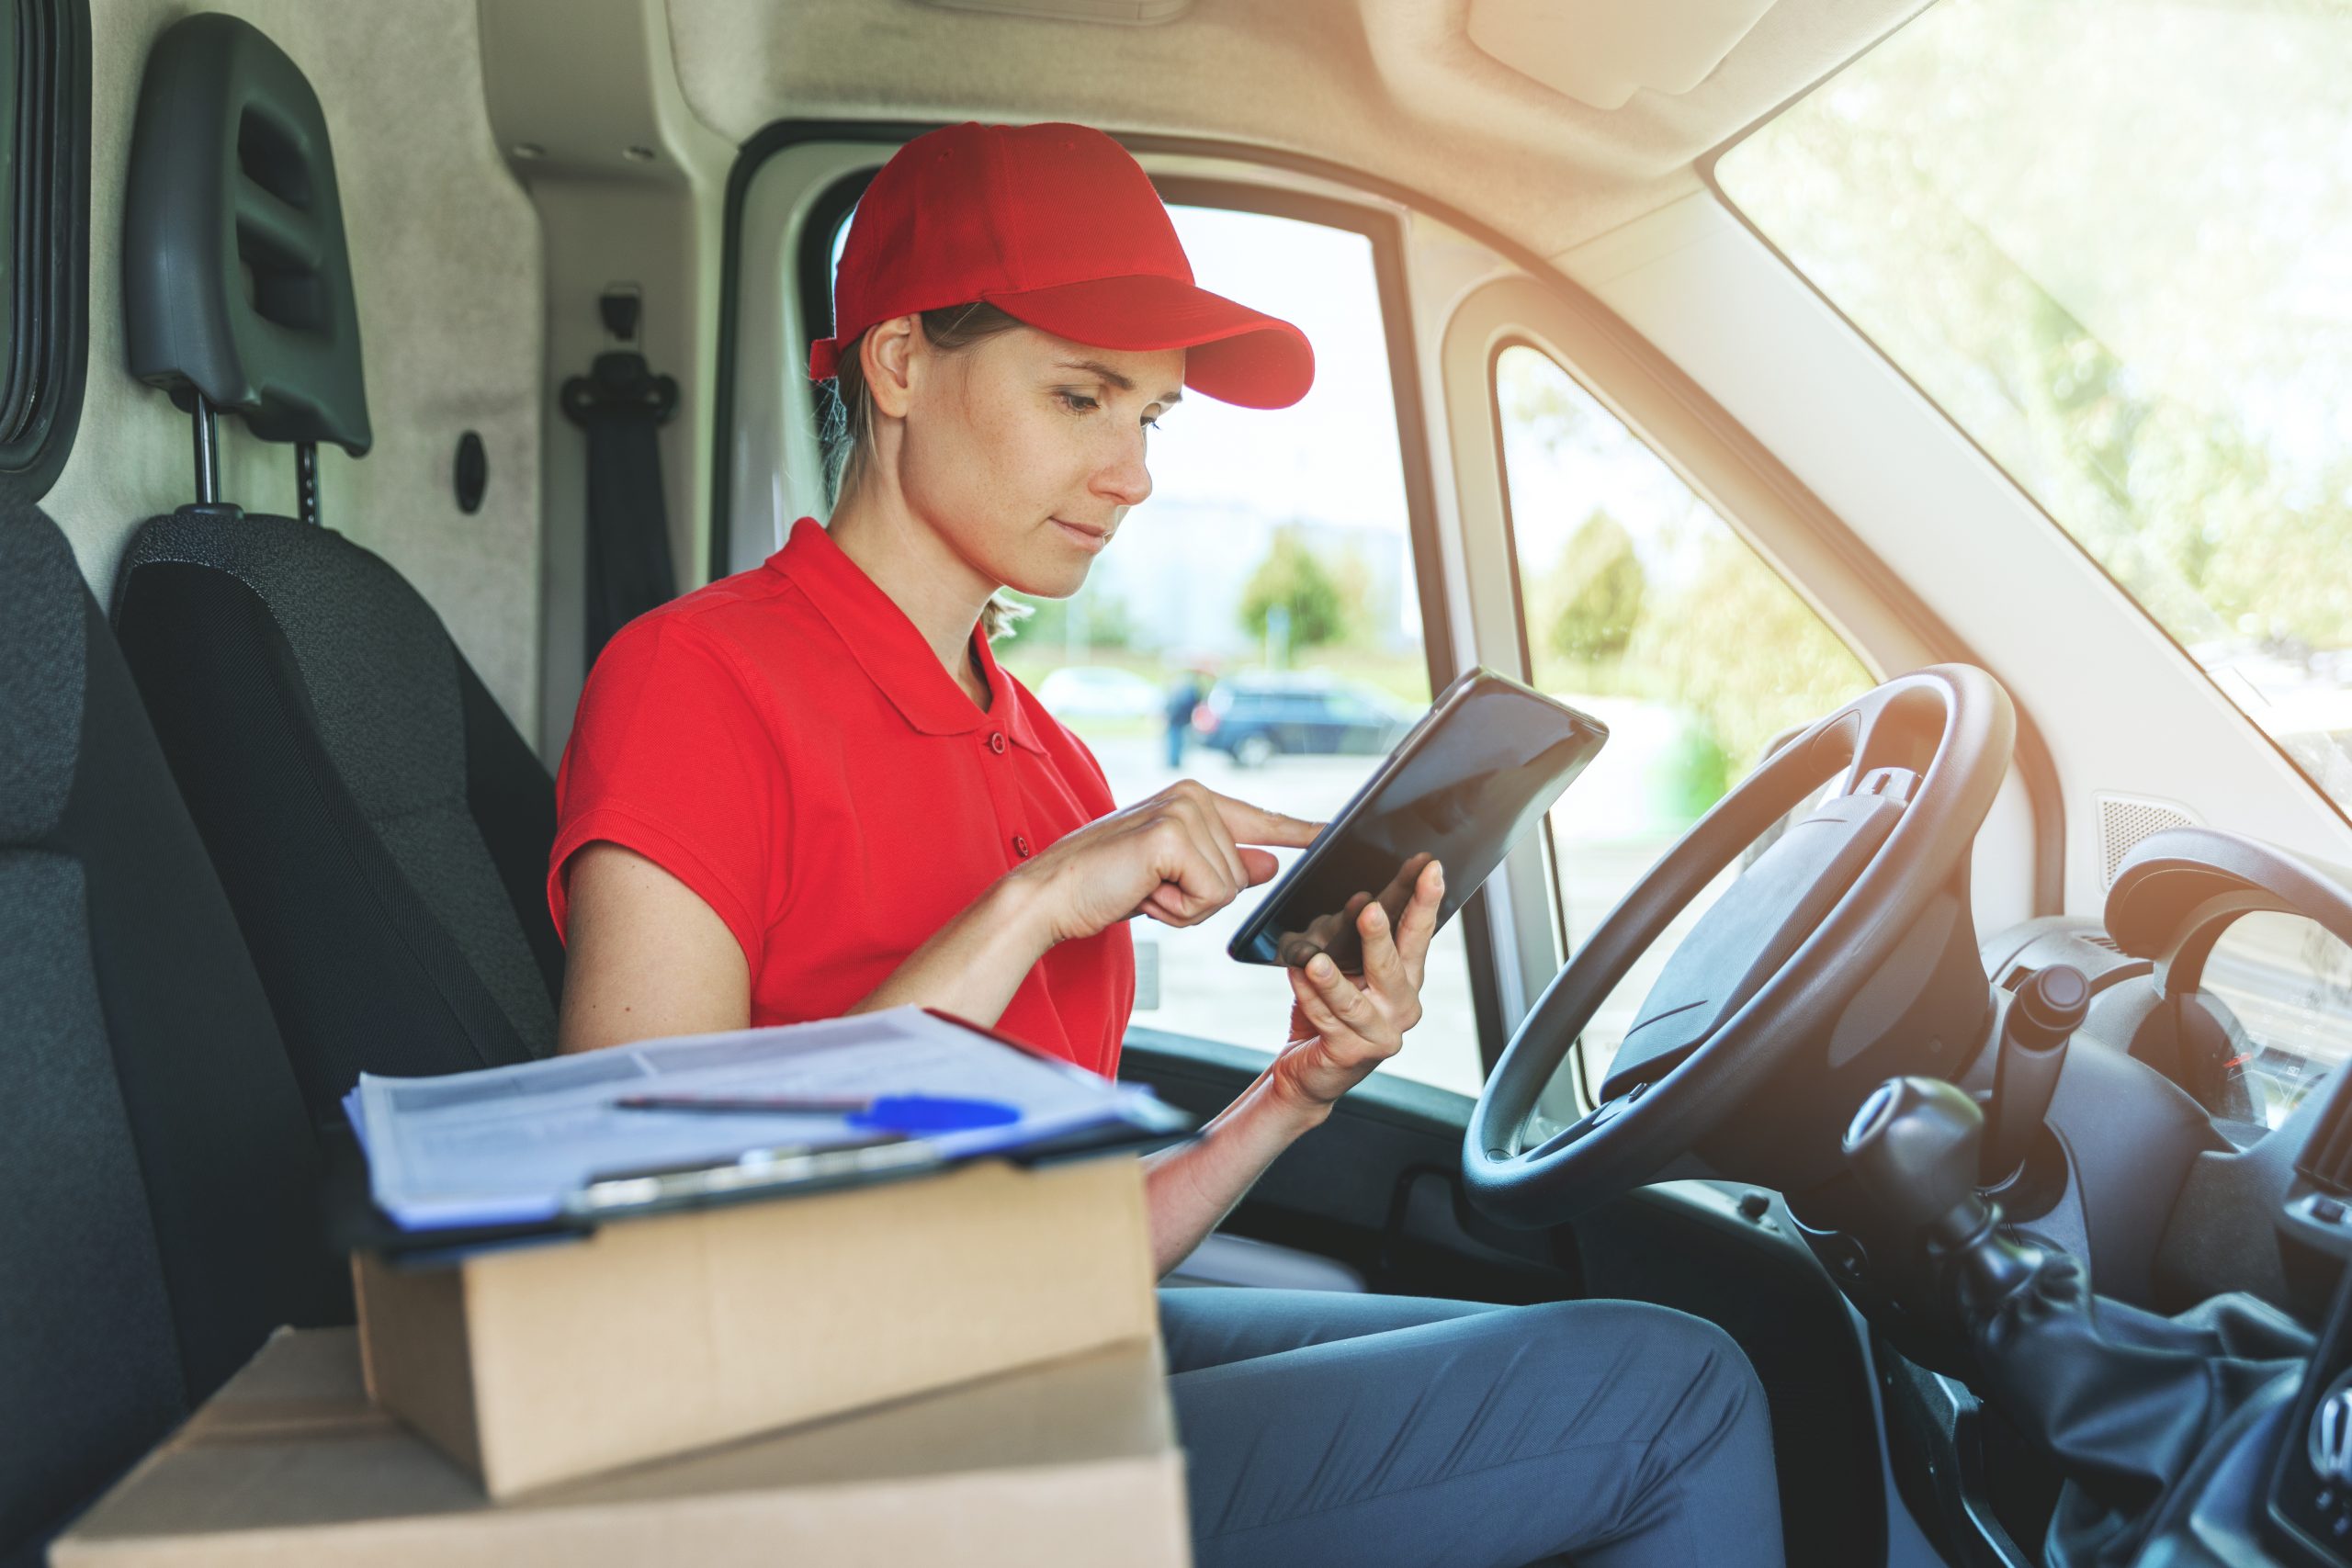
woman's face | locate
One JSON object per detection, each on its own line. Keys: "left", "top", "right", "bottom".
{"left": 893, "top": 321, "right": 1184, "bottom": 601}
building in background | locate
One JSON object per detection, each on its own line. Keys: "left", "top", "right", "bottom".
{"left": 1053, "top": 501, "right": 1418, "bottom": 663}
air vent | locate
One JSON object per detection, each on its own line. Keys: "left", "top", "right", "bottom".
{"left": 2097, "top": 793, "right": 2201, "bottom": 888}
{"left": 913, "top": 0, "right": 1192, "bottom": 22}
{"left": 2297, "top": 1073, "right": 2352, "bottom": 1194}
{"left": 2079, "top": 932, "right": 2122, "bottom": 953}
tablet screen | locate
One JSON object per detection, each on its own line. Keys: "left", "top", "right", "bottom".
{"left": 1227, "top": 670, "right": 1609, "bottom": 969}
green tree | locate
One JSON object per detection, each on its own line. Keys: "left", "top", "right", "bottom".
{"left": 1546, "top": 509, "right": 1647, "bottom": 665}
{"left": 1629, "top": 536, "right": 1870, "bottom": 784}
{"left": 1502, "top": 360, "right": 1600, "bottom": 454}
{"left": 1498, "top": 346, "right": 1874, "bottom": 811}
{"left": 1331, "top": 544, "right": 1379, "bottom": 649}
{"left": 1722, "top": 3, "right": 2352, "bottom": 662}
{"left": 1238, "top": 531, "right": 1350, "bottom": 650}
{"left": 1001, "top": 587, "right": 1134, "bottom": 650}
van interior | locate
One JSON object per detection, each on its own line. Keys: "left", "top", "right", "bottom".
{"left": 7, "top": 1, "right": 2352, "bottom": 1564}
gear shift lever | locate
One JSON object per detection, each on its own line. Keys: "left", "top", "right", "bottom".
{"left": 1982, "top": 964, "right": 2088, "bottom": 1185}
{"left": 1844, "top": 1074, "right": 2311, "bottom": 1558}
{"left": 1842, "top": 1077, "right": 2041, "bottom": 1319}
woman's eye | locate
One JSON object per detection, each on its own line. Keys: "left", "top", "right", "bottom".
{"left": 1057, "top": 390, "right": 1101, "bottom": 414}
{"left": 1143, "top": 414, "right": 1164, "bottom": 432}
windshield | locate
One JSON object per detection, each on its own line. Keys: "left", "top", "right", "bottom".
{"left": 1715, "top": 0, "right": 2352, "bottom": 820}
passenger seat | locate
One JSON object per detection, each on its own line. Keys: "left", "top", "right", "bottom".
{"left": 112, "top": 15, "right": 562, "bottom": 1129}
{"left": 0, "top": 504, "right": 347, "bottom": 1567}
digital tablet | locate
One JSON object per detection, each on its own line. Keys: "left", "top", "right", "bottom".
{"left": 1227, "top": 668, "right": 1609, "bottom": 969}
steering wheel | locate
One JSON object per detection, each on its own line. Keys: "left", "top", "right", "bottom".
{"left": 1464, "top": 664, "right": 2016, "bottom": 1227}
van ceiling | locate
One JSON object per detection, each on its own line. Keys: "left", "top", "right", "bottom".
{"left": 666, "top": 0, "right": 1922, "bottom": 257}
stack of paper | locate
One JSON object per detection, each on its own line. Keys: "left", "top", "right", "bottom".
{"left": 345, "top": 1007, "right": 1182, "bottom": 1231}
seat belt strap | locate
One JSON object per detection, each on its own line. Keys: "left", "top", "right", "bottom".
{"left": 561, "top": 348, "right": 680, "bottom": 668}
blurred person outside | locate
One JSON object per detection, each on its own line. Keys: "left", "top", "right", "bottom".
{"left": 1163, "top": 666, "right": 1206, "bottom": 767}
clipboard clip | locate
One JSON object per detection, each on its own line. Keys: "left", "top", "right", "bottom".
{"left": 568, "top": 1134, "right": 941, "bottom": 1219}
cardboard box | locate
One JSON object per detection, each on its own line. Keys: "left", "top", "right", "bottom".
{"left": 355, "top": 1154, "right": 1157, "bottom": 1496}
{"left": 51, "top": 1326, "right": 1190, "bottom": 1567}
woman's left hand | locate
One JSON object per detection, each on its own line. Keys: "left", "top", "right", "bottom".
{"left": 1272, "top": 856, "right": 1444, "bottom": 1117}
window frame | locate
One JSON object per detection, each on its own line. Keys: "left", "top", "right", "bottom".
{"left": 1439, "top": 269, "right": 2064, "bottom": 1103}
{"left": 711, "top": 122, "right": 1513, "bottom": 1073}
{"left": 1484, "top": 331, "right": 1885, "bottom": 1103}
{"left": 712, "top": 118, "right": 2067, "bottom": 1089}
{"left": 0, "top": 0, "right": 89, "bottom": 500}
{"left": 1466, "top": 276, "right": 2063, "bottom": 882}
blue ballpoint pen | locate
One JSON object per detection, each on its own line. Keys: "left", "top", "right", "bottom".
{"left": 611, "top": 1091, "right": 1023, "bottom": 1134}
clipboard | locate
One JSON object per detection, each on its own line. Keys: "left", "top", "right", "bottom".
{"left": 334, "top": 1010, "right": 1195, "bottom": 1264}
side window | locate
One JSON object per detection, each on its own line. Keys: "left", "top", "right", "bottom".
{"left": 0, "top": 6, "right": 16, "bottom": 373}
{"left": 1494, "top": 346, "right": 1873, "bottom": 1091}
{"left": 0, "top": 0, "right": 88, "bottom": 496}
{"left": 996, "top": 204, "right": 1484, "bottom": 1097}
{"left": 2194, "top": 913, "right": 2352, "bottom": 1131}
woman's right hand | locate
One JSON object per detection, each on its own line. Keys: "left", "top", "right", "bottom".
{"left": 1013, "top": 779, "right": 1323, "bottom": 945}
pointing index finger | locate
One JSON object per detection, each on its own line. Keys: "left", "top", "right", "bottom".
{"left": 1208, "top": 791, "right": 1324, "bottom": 851}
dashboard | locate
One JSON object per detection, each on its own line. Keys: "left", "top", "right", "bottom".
{"left": 1856, "top": 825, "right": 2352, "bottom": 1565}
{"left": 1981, "top": 829, "right": 2352, "bottom": 1319}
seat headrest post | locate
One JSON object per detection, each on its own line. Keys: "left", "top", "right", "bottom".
{"left": 296, "top": 442, "right": 321, "bottom": 527}
{"left": 192, "top": 393, "right": 221, "bottom": 508}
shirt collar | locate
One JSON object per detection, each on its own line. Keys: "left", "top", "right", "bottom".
{"left": 769, "top": 518, "right": 1046, "bottom": 752}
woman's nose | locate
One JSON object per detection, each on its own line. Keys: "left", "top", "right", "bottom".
{"left": 1091, "top": 429, "right": 1153, "bottom": 509}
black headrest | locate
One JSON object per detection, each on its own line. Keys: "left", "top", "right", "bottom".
{"left": 122, "top": 14, "right": 371, "bottom": 456}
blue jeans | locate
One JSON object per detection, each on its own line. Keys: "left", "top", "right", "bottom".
{"left": 1161, "top": 1288, "right": 1784, "bottom": 1568}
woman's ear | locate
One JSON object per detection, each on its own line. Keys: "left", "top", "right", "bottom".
{"left": 861, "top": 314, "right": 922, "bottom": 419}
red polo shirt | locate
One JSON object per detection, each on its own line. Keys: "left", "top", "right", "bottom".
{"left": 548, "top": 517, "right": 1135, "bottom": 1077}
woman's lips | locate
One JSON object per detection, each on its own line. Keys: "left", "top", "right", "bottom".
{"left": 1053, "top": 517, "right": 1112, "bottom": 552}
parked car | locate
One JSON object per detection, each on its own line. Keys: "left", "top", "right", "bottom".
{"left": 1191, "top": 674, "right": 1414, "bottom": 766}
{"left": 1035, "top": 665, "right": 1163, "bottom": 721}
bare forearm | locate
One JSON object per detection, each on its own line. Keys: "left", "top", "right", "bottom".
{"left": 848, "top": 874, "right": 1054, "bottom": 1027}
{"left": 1143, "top": 1060, "right": 1327, "bottom": 1275}
{"left": 1145, "top": 863, "right": 1444, "bottom": 1269}
{"left": 847, "top": 871, "right": 1317, "bottom": 1270}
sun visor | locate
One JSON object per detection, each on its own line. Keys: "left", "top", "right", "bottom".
{"left": 1466, "top": 0, "right": 1782, "bottom": 112}
{"left": 122, "top": 14, "right": 371, "bottom": 456}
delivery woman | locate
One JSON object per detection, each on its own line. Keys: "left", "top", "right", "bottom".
{"left": 548, "top": 121, "right": 1782, "bottom": 1568}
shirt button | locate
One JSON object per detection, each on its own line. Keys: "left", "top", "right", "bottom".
{"left": 1012, "top": 834, "right": 1034, "bottom": 859}
{"left": 989, "top": 731, "right": 1008, "bottom": 754}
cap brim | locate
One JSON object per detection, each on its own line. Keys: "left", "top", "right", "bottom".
{"left": 980, "top": 274, "right": 1316, "bottom": 410}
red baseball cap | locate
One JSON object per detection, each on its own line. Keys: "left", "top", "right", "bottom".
{"left": 808, "top": 123, "right": 1315, "bottom": 410}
